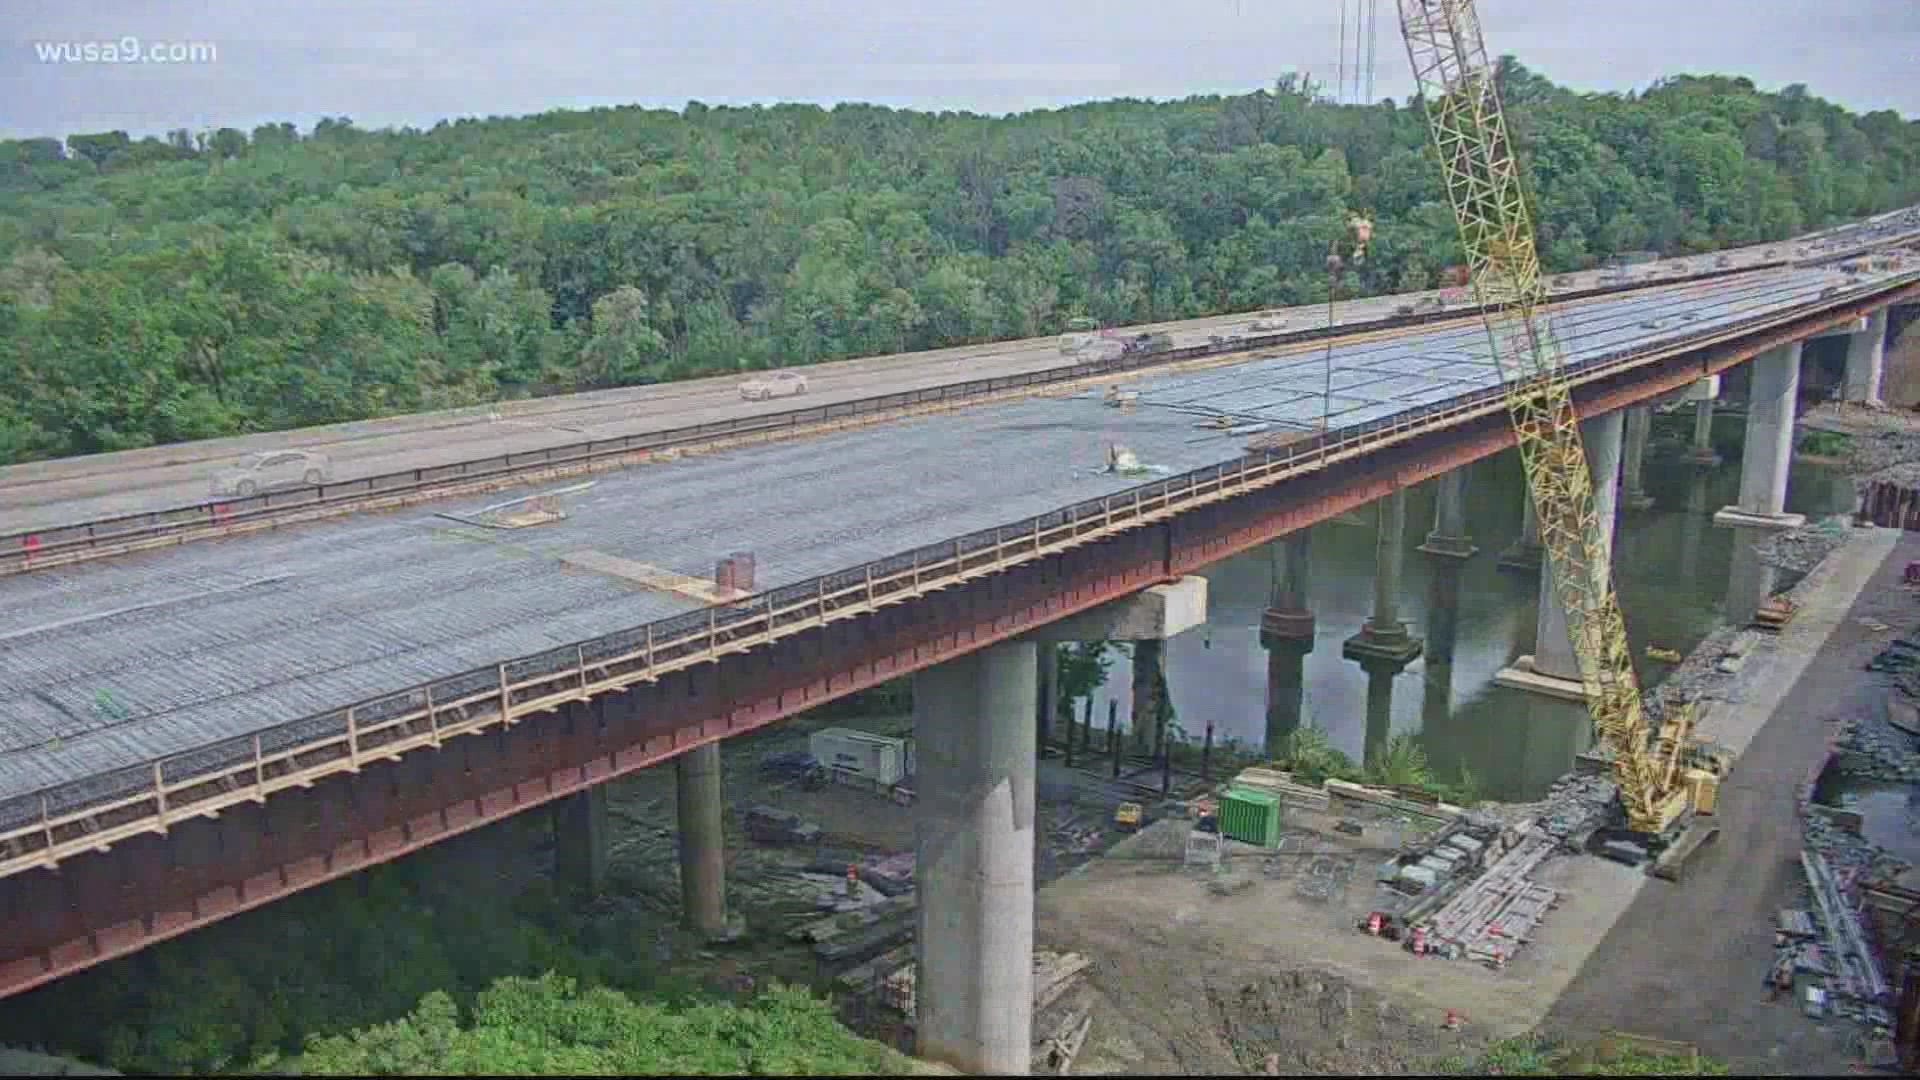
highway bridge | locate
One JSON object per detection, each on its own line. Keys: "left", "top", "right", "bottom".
{"left": 1, "top": 205, "right": 1918, "bottom": 1071}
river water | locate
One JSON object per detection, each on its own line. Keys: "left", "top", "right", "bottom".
{"left": 1080, "top": 414, "right": 1856, "bottom": 801}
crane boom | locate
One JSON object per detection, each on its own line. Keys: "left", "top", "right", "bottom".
{"left": 1393, "top": 0, "right": 1693, "bottom": 833}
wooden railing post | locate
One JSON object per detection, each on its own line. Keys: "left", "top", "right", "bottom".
{"left": 500, "top": 663, "right": 514, "bottom": 725}
{"left": 707, "top": 608, "right": 718, "bottom": 652}
{"left": 253, "top": 734, "right": 266, "bottom": 801}
{"left": 644, "top": 624, "right": 655, "bottom": 672}
{"left": 39, "top": 795, "right": 52, "bottom": 854}
{"left": 576, "top": 646, "right": 589, "bottom": 700}
{"left": 865, "top": 565, "right": 875, "bottom": 606}
{"left": 346, "top": 706, "right": 360, "bottom": 770}
{"left": 424, "top": 687, "right": 436, "bottom": 744}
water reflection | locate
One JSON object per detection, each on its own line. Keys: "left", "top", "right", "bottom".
{"left": 1081, "top": 440, "right": 1855, "bottom": 801}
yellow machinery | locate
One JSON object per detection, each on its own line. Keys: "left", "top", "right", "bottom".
{"left": 1114, "top": 801, "right": 1144, "bottom": 831}
{"left": 1391, "top": 0, "right": 1710, "bottom": 838}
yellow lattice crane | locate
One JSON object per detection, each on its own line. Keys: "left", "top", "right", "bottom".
{"left": 1391, "top": 0, "right": 1714, "bottom": 839}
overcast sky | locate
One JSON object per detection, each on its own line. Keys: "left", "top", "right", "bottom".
{"left": 6, "top": 0, "right": 1918, "bottom": 141}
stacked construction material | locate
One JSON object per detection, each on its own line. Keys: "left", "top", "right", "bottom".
{"left": 1418, "top": 831, "right": 1560, "bottom": 965}
{"left": 1227, "top": 768, "right": 1330, "bottom": 813}
{"left": 1801, "top": 849, "right": 1893, "bottom": 1024}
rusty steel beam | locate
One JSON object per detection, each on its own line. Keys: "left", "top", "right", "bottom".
{"left": 0, "top": 281, "right": 1912, "bottom": 999}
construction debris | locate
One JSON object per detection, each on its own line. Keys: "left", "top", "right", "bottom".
{"left": 1783, "top": 849, "right": 1893, "bottom": 1026}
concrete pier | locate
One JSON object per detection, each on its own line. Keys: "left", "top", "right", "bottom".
{"left": 1714, "top": 342, "right": 1806, "bottom": 532}
{"left": 1418, "top": 468, "right": 1475, "bottom": 666}
{"left": 1495, "top": 409, "right": 1624, "bottom": 702}
{"left": 675, "top": 742, "right": 730, "bottom": 939}
{"left": 913, "top": 640, "right": 1038, "bottom": 1075}
{"left": 554, "top": 785, "right": 609, "bottom": 897}
{"left": 1260, "top": 533, "right": 1315, "bottom": 749}
{"left": 1842, "top": 308, "right": 1888, "bottom": 406}
{"left": 1621, "top": 406, "right": 1655, "bottom": 511}
{"left": 1689, "top": 400, "right": 1722, "bottom": 467}
{"left": 1498, "top": 494, "right": 1544, "bottom": 573}
{"left": 1036, "top": 645, "right": 1057, "bottom": 750}
{"left": 1343, "top": 488, "right": 1423, "bottom": 762}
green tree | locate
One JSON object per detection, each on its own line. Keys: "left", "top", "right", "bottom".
{"left": 298, "top": 973, "right": 912, "bottom": 1077}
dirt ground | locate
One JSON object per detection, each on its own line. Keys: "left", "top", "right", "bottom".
{"left": 1538, "top": 529, "right": 1920, "bottom": 1075}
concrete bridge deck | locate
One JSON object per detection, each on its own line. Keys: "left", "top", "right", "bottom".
{"left": 0, "top": 259, "right": 1915, "bottom": 842}
{"left": 3, "top": 207, "right": 1914, "bottom": 535}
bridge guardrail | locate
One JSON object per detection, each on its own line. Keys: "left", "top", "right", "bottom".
{"left": 12, "top": 239, "right": 1911, "bottom": 575}
{"left": 1, "top": 266, "right": 1915, "bottom": 875}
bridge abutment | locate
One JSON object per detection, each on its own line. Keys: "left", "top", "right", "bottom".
{"left": 1495, "top": 408, "right": 1623, "bottom": 702}
{"left": 911, "top": 639, "right": 1037, "bottom": 1076}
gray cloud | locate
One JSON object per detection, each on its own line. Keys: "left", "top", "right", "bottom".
{"left": 4, "top": 0, "right": 1915, "bottom": 140}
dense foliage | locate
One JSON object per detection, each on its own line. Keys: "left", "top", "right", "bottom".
{"left": 0, "top": 820, "right": 780, "bottom": 1074}
{"left": 1, "top": 65, "right": 1914, "bottom": 465}
{"left": 296, "top": 973, "right": 910, "bottom": 1076}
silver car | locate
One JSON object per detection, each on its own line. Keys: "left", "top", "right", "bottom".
{"left": 208, "top": 450, "right": 332, "bottom": 497}
{"left": 738, "top": 371, "right": 809, "bottom": 401}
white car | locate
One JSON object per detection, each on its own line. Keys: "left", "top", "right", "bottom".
{"left": 1248, "top": 310, "right": 1290, "bottom": 333}
{"left": 738, "top": 371, "right": 809, "bottom": 401}
{"left": 208, "top": 450, "right": 332, "bottom": 497}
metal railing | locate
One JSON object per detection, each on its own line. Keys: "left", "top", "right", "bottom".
{"left": 9, "top": 240, "right": 1908, "bottom": 576}
{"left": 2, "top": 268, "right": 1915, "bottom": 878}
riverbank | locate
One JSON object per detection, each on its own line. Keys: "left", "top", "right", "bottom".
{"left": 1033, "top": 522, "right": 1903, "bottom": 1075}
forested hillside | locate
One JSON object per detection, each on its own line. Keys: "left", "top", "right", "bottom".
{"left": 1, "top": 62, "right": 1915, "bottom": 466}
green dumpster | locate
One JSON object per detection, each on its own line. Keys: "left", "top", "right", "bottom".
{"left": 1218, "top": 787, "right": 1282, "bottom": 848}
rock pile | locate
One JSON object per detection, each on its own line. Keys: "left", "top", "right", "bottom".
{"left": 1834, "top": 715, "right": 1920, "bottom": 783}
{"left": 1754, "top": 517, "right": 1852, "bottom": 574}
{"left": 1469, "top": 772, "right": 1618, "bottom": 843}
{"left": 1803, "top": 806, "right": 1910, "bottom": 885}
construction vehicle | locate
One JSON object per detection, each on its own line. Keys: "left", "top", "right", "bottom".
{"left": 1248, "top": 309, "right": 1290, "bottom": 332}
{"left": 1392, "top": 0, "right": 1721, "bottom": 861}
{"left": 1113, "top": 801, "right": 1144, "bottom": 831}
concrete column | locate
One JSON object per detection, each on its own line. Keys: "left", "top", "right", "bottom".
{"left": 1261, "top": 533, "right": 1314, "bottom": 750}
{"left": 1724, "top": 528, "right": 1778, "bottom": 628}
{"left": 1418, "top": 469, "right": 1475, "bottom": 665}
{"left": 1368, "top": 489, "right": 1410, "bottom": 635}
{"left": 1843, "top": 307, "right": 1889, "bottom": 406}
{"left": 1494, "top": 408, "right": 1623, "bottom": 701}
{"left": 675, "top": 742, "right": 730, "bottom": 939}
{"left": 1498, "top": 492, "right": 1544, "bottom": 573}
{"left": 1343, "top": 489, "right": 1423, "bottom": 762}
{"left": 1130, "top": 639, "right": 1161, "bottom": 755}
{"left": 1688, "top": 401, "right": 1717, "bottom": 464}
{"left": 1620, "top": 406, "right": 1655, "bottom": 511}
{"left": 1678, "top": 470, "right": 1710, "bottom": 584}
{"left": 554, "top": 785, "right": 609, "bottom": 897}
{"left": 1035, "top": 645, "right": 1057, "bottom": 751}
{"left": 1715, "top": 342, "right": 1806, "bottom": 530}
{"left": 913, "top": 640, "right": 1037, "bottom": 1076}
